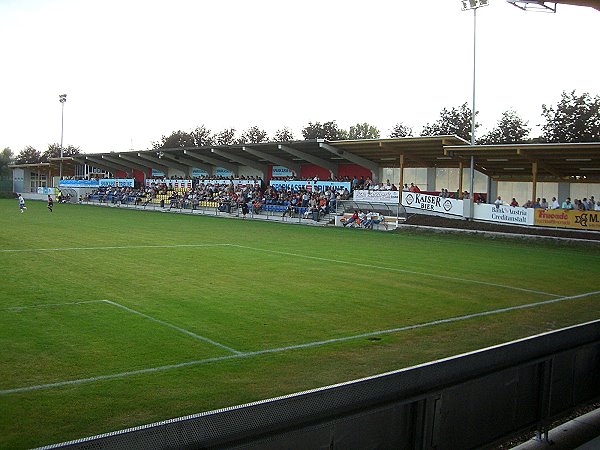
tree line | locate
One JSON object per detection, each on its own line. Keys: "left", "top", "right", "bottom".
{"left": 3, "top": 90, "right": 599, "bottom": 167}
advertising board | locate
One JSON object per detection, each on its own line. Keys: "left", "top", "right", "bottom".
{"left": 473, "top": 204, "right": 534, "bottom": 226}
{"left": 402, "top": 192, "right": 463, "bottom": 216}
{"left": 534, "top": 209, "right": 600, "bottom": 231}
{"left": 98, "top": 178, "right": 135, "bottom": 187}
{"left": 353, "top": 190, "right": 399, "bottom": 203}
{"left": 270, "top": 180, "right": 351, "bottom": 192}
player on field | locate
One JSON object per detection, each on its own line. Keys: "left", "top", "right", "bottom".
{"left": 47, "top": 194, "right": 54, "bottom": 212}
{"left": 18, "top": 194, "right": 27, "bottom": 212}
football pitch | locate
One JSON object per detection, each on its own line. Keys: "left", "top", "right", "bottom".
{"left": 1, "top": 199, "right": 599, "bottom": 449}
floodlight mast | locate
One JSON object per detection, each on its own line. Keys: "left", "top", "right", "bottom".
{"left": 59, "top": 94, "right": 67, "bottom": 180}
{"left": 461, "top": 0, "right": 488, "bottom": 211}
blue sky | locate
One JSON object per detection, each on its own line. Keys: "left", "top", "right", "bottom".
{"left": 1, "top": 0, "right": 598, "bottom": 154}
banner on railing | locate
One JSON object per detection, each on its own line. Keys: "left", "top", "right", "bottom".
{"left": 59, "top": 179, "right": 99, "bottom": 188}
{"left": 98, "top": 178, "right": 135, "bottom": 187}
{"left": 354, "top": 190, "right": 399, "bottom": 204}
{"left": 473, "top": 204, "right": 534, "bottom": 226}
{"left": 402, "top": 192, "right": 463, "bottom": 216}
{"left": 195, "top": 179, "right": 261, "bottom": 188}
{"left": 146, "top": 179, "right": 193, "bottom": 190}
{"left": 534, "top": 209, "right": 600, "bottom": 231}
{"left": 270, "top": 180, "right": 351, "bottom": 192}
{"left": 271, "top": 166, "right": 295, "bottom": 177}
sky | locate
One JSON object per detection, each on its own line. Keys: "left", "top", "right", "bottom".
{"left": 1, "top": 0, "right": 598, "bottom": 155}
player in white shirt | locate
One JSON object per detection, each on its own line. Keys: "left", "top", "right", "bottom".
{"left": 18, "top": 194, "right": 27, "bottom": 213}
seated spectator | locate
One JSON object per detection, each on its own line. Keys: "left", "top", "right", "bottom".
{"left": 540, "top": 198, "right": 548, "bottom": 209}
{"left": 494, "top": 196, "right": 502, "bottom": 207}
{"left": 551, "top": 197, "right": 560, "bottom": 209}
{"left": 561, "top": 197, "right": 573, "bottom": 210}
{"left": 510, "top": 198, "right": 519, "bottom": 207}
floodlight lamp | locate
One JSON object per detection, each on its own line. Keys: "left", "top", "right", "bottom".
{"left": 461, "top": 0, "right": 490, "bottom": 9}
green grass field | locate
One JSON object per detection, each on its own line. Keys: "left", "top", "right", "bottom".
{"left": 1, "top": 198, "right": 599, "bottom": 449}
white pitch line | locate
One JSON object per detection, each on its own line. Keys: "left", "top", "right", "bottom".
{"left": 0, "top": 243, "right": 230, "bottom": 253}
{"left": 2, "top": 290, "right": 598, "bottom": 396}
{"left": 102, "top": 300, "right": 241, "bottom": 355}
{"left": 227, "top": 244, "right": 561, "bottom": 298}
{"left": 0, "top": 300, "right": 106, "bottom": 312}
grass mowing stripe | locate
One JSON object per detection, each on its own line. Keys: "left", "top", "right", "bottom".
{"left": 227, "top": 244, "right": 562, "bottom": 298}
{"left": 0, "top": 243, "right": 230, "bottom": 253}
{"left": 3, "top": 290, "right": 597, "bottom": 397}
{"left": 0, "top": 241, "right": 561, "bottom": 297}
{"left": 102, "top": 300, "right": 241, "bottom": 355}
{"left": 0, "top": 300, "right": 105, "bottom": 311}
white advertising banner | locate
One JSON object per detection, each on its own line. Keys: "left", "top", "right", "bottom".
{"left": 146, "top": 179, "right": 193, "bottom": 190}
{"left": 473, "top": 204, "right": 534, "bottom": 226}
{"left": 353, "top": 190, "right": 399, "bottom": 203}
{"left": 402, "top": 192, "right": 463, "bottom": 216}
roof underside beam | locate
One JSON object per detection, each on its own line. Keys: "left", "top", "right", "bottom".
{"left": 211, "top": 148, "right": 267, "bottom": 176}
{"left": 242, "top": 146, "right": 301, "bottom": 175}
{"left": 137, "top": 153, "right": 190, "bottom": 174}
{"left": 101, "top": 155, "right": 148, "bottom": 174}
{"left": 278, "top": 144, "right": 337, "bottom": 176}
{"left": 117, "top": 154, "right": 167, "bottom": 174}
{"left": 81, "top": 156, "right": 127, "bottom": 175}
{"left": 182, "top": 150, "right": 238, "bottom": 174}
{"left": 319, "top": 143, "right": 379, "bottom": 173}
{"left": 160, "top": 154, "right": 214, "bottom": 174}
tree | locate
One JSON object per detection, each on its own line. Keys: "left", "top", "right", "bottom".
{"left": 540, "top": 90, "right": 600, "bottom": 143}
{"left": 152, "top": 130, "right": 195, "bottom": 149}
{"left": 0, "top": 147, "right": 13, "bottom": 175}
{"left": 301, "top": 121, "right": 347, "bottom": 140}
{"left": 389, "top": 123, "right": 413, "bottom": 138}
{"left": 237, "top": 126, "right": 269, "bottom": 144}
{"left": 215, "top": 128, "right": 237, "bottom": 146}
{"left": 42, "top": 143, "right": 81, "bottom": 161}
{"left": 348, "top": 122, "right": 380, "bottom": 140}
{"left": 421, "top": 103, "right": 477, "bottom": 142}
{"left": 15, "top": 146, "right": 42, "bottom": 164}
{"left": 273, "top": 127, "right": 295, "bottom": 142}
{"left": 477, "top": 110, "right": 530, "bottom": 145}
{"left": 191, "top": 125, "right": 214, "bottom": 147}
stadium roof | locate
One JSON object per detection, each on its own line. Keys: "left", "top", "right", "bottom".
{"left": 10, "top": 137, "right": 600, "bottom": 182}
{"left": 444, "top": 142, "right": 600, "bottom": 181}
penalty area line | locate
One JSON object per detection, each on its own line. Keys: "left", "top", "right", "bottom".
{"left": 0, "top": 300, "right": 106, "bottom": 312}
{"left": 0, "top": 243, "right": 230, "bottom": 253}
{"left": 102, "top": 300, "right": 241, "bottom": 355}
{"left": 2, "top": 290, "right": 597, "bottom": 396}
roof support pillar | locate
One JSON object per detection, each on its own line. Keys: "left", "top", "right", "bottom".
{"left": 532, "top": 160, "right": 538, "bottom": 203}
{"left": 399, "top": 153, "right": 405, "bottom": 190}
{"left": 458, "top": 160, "right": 464, "bottom": 196}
